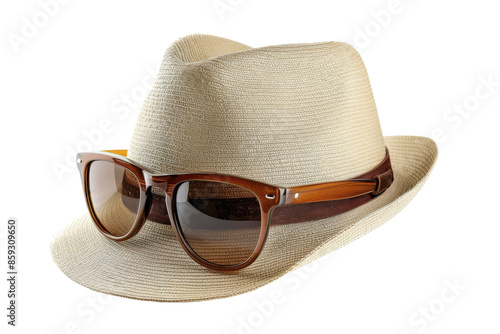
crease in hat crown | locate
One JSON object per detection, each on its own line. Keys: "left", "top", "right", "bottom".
{"left": 128, "top": 34, "right": 386, "bottom": 187}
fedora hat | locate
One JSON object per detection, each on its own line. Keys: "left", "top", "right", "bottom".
{"left": 51, "top": 34, "right": 438, "bottom": 302}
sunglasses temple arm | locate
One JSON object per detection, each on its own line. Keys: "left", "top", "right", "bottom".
{"left": 102, "top": 149, "right": 128, "bottom": 157}
{"left": 283, "top": 180, "right": 375, "bottom": 205}
{"left": 282, "top": 170, "right": 393, "bottom": 206}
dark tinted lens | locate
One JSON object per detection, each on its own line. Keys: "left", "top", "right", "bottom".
{"left": 175, "top": 181, "right": 262, "bottom": 266}
{"left": 88, "top": 161, "right": 141, "bottom": 237}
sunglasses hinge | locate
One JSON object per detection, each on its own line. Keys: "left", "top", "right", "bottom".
{"left": 278, "top": 188, "right": 287, "bottom": 206}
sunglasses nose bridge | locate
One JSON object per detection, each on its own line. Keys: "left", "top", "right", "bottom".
{"left": 140, "top": 172, "right": 172, "bottom": 225}
{"left": 143, "top": 171, "right": 170, "bottom": 190}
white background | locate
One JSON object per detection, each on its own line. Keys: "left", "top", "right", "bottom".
{"left": 1, "top": 0, "right": 499, "bottom": 333}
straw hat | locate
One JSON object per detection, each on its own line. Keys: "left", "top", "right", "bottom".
{"left": 51, "top": 34, "right": 438, "bottom": 302}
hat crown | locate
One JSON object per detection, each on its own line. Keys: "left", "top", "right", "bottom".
{"left": 128, "top": 34, "right": 386, "bottom": 186}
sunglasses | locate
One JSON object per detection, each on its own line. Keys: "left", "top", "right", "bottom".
{"left": 76, "top": 149, "right": 393, "bottom": 271}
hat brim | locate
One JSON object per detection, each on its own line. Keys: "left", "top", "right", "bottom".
{"left": 51, "top": 136, "right": 438, "bottom": 302}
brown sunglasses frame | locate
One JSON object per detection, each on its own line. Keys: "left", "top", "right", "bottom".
{"left": 76, "top": 150, "right": 388, "bottom": 271}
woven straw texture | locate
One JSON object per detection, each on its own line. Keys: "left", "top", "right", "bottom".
{"left": 51, "top": 35, "right": 438, "bottom": 302}
{"left": 128, "top": 34, "right": 386, "bottom": 185}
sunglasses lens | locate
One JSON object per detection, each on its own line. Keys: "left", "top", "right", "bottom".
{"left": 88, "top": 161, "right": 141, "bottom": 237}
{"left": 175, "top": 181, "right": 262, "bottom": 267}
